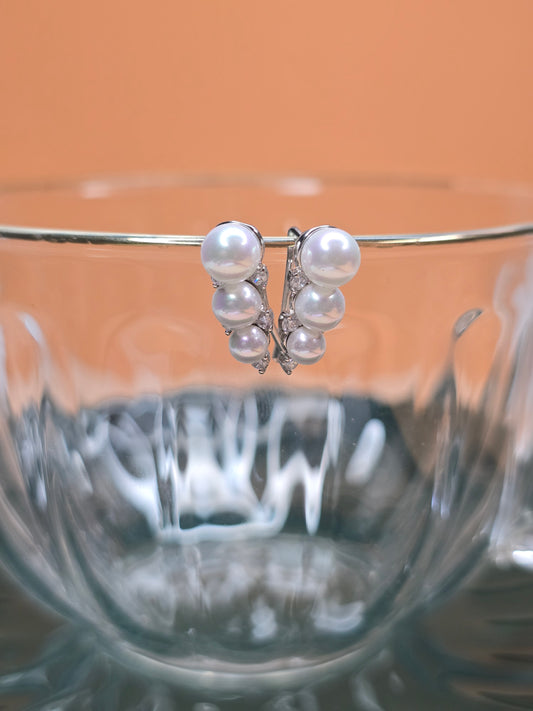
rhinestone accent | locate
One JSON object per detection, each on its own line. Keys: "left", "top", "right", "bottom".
{"left": 288, "top": 269, "right": 308, "bottom": 293}
{"left": 252, "top": 351, "right": 271, "bottom": 375}
{"left": 278, "top": 354, "right": 297, "bottom": 375}
{"left": 256, "top": 308, "right": 274, "bottom": 332}
{"left": 250, "top": 265, "right": 269, "bottom": 288}
{"left": 280, "top": 312, "right": 301, "bottom": 334}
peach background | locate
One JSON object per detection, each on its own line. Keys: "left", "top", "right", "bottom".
{"left": 0, "top": 1, "right": 533, "bottom": 185}
{"left": 0, "top": 1, "right": 532, "bottom": 410}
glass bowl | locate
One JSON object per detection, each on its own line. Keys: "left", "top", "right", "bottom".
{"left": 0, "top": 174, "right": 532, "bottom": 693}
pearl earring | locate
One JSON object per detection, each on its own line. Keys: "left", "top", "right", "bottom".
{"left": 201, "top": 221, "right": 273, "bottom": 373}
{"left": 275, "top": 226, "right": 361, "bottom": 374}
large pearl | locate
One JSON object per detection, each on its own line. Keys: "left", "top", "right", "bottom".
{"left": 300, "top": 226, "right": 360, "bottom": 288}
{"left": 201, "top": 222, "right": 262, "bottom": 284}
{"left": 294, "top": 284, "right": 345, "bottom": 331}
{"left": 286, "top": 326, "right": 326, "bottom": 365}
{"left": 229, "top": 325, "right": 269, "bottom": 364}
{"left": 212, "top": 282, "right": 262, "bottom": 329}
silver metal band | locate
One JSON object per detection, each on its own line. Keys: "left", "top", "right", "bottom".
{"left": 0, "top": 223, "right": 532, "bottom": 248}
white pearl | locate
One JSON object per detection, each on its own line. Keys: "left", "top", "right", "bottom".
{"left": 201, "top": 222, "right": 262, "bottom": 284}
{"left": 212, "top": 282, "right": 262, "bottom": 329}
{"left": 294, "top": 284, "right": 345, "bottom": 331}
{"left": 229, "top": 325, "right": 269, "bottom": 364}
{"left": 286, "top": 327, "right": 326, "bottom": 365}
{"left": 300, "top": 226, "right": 360, "bottom": 288}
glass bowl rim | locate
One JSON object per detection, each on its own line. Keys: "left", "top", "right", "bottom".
{"left": 0, "top": 171, "right": 532, "bottom": 248}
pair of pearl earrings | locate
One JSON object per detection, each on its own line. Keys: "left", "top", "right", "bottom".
{"left": 201, "top": 221, "right": 360, "bottom": 374}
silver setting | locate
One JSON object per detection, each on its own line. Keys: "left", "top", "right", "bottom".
{"left": 274, "top": 225, "right": 356, "bottom": 373}
{"left": 205, "top": 221, "right": 273, "bottom": 373}
{"left": 274, "top": 226, "right": 306, "bottom": 374}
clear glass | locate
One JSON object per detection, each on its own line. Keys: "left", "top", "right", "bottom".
{"left": 0, "top": 174, "right": 532, "bottom": 694}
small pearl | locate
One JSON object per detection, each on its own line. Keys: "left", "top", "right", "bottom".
{"left": 294, "top": 284, "right": 345, "bottom": 331}
{"left": 286, "top": 327, "right": 326, "bottom": 365}
{"left": 229, "top": 325, "right": 269, "bottom": 364}
{"left": 300, "top": 226, "right": 360, "bottom": 288}
{"left": 201, "top": 222, "right": 262, "bottom": 284}
{"left": 212, "top": 282, "right": 262, "bottom": 329}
